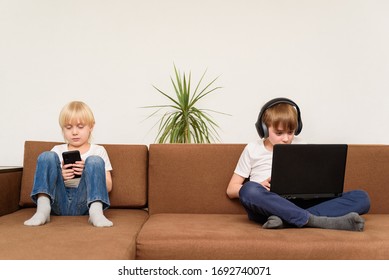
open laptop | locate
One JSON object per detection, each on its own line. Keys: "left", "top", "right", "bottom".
{"left": 270, "top": 144, "right": 348, "bottom": 200}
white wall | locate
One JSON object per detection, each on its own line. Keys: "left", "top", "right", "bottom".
{"left": 1, "top": 0, "right": 389, "bottom": 166}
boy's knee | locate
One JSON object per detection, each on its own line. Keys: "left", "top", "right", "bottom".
{"left": 355, "top": 189, "right": 369, "bottom": 199}
{"left": 350, "top": 189, "right": 370, "bottom": 202}
{"left": 345, "top": 189, "right": 371, "bottom": 214}
{"left": 355, "top": 190, "right": 371, "bottom": 214}
{"left": 85, "top": 155, "right": 104, "bottom": 166}
{"left": 38, "top": 151, "right": 58, "bottom": 163}
{"left": 239, "top": 181, "right": 265, "bottom": 200}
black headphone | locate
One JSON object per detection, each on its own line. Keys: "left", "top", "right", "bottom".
{"left": 255, "top": 97, "right": 303, "bottom": 138}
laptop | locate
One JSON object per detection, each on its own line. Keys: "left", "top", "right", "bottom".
{"left": 270, "top": 144, "right": 348, "bottom": 200}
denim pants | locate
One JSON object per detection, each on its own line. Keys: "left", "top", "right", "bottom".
{"left": 30, "top": 151, "right": 110, "bottom": 216}
{"left": 239, "top": 181, "right": 370, "bottom": 227}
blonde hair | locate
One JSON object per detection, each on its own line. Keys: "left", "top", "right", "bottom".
{"left": 262, "top": 103, "right": 298, "bottom": 132}
{"left": 59, "top": 101, "right": 95, "bottom": 128}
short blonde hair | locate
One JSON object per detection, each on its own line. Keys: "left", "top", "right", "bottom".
{"left": 59, "top": 101, "right": 95, "bottom": 128}
{"left": 262, "top": 103, "right": 298, "bottom": 132}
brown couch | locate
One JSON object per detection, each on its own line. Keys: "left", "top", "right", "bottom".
{"left": 1, "top": 141, "right": 389, "bottom": 259}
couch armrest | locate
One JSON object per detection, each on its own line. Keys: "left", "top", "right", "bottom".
{"left": 0, "top": 167, "right": 23, "bottom": 216}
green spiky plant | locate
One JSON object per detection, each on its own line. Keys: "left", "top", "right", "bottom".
{"left": 144, "top": 65, "right": 227, "bottom": 143}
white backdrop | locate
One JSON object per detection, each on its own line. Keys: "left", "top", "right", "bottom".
{"left": 1, "top": 0, "right": 389, "bottom": 166}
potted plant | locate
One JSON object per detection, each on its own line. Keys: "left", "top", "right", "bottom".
{"left": 144, "top": 65, "right": 227, "bottom": 143}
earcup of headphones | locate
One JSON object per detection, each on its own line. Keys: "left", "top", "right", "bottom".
{"left": 261, "top": 122, "right": 269, "bottom": 138}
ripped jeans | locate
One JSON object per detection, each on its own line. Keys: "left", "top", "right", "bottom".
{"left": 30, "top": 151, "right": 110, "bottom": 216}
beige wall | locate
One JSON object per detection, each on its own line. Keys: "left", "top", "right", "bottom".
{"left": 1, "top": 0, "right": 389, "bottom": 165}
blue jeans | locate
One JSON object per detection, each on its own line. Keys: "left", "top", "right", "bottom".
{"left": 30, "top": 151, "right": 110, "bottom": 216}
{"left": 239, "top": 181, "right": 370, "bottom": 227}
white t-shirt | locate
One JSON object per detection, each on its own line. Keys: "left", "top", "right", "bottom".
{"left": 51, "top": 144, "right": 112, "bottom": 187}
{"left": 234, "top": 138, "right": 305, "bottom": 184}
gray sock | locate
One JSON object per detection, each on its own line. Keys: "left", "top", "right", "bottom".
{"left": 88, "top": 201, "right": 113, "bottom": 227}
{"left": 262, "top": 215, "right": 284, "bottom": 229}
{"left": 24, "top": 196, "right": 51, "bottom": 226}
{"left": 306, "top": 212, "right": 365, "bottom": 231}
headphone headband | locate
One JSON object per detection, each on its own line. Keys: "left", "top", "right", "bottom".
{"left": 255, "top": 97, "right": 303, "bottom": 138}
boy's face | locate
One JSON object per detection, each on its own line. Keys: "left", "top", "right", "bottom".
{"left": 266, "top": 124, "right": 295, "bottom": 148}
{"left": 62, "top": 119, "right": 93, "bottom": 149}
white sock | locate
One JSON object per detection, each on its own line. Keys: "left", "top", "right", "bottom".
{"left": 24, "top": 196, "right": 51, "bottom": 226}
{"left": 88, "top": 201, "right": 113, "bottom": 227}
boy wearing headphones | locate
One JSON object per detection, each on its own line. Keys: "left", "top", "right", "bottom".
{"left": 226, "top": 98, "right": 370, "bottom": 231}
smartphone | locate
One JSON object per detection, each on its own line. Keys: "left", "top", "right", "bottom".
{"left": 62, "top": 150, "right": 82, "bottom": 178}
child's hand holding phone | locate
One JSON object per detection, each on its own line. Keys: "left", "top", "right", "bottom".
{"left": 62, "top": 150, "right": 84, "bottom": 179}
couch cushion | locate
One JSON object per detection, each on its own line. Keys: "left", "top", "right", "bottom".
{"left": 0, "top": 208, "right": 148, "bottom": 259}
{"left": 148, "top": 144, "right": 246, "bottom": 215}
{"left": 136, "top": 213, "right": 389, "bottom": 260}
{"left": 0, "top": 168, "right": 22, "bottom": 216}
{"left": 344, "top": 145, "right": 389, "bottom": 214}
{"left": 19, "top": 141, "right": 148, "bottom": 208}
{"left": 20, "top": 141, "right": 61, "bottom": 207}
{"left": 103, "top": 143, "right": 148, "bottom": 208}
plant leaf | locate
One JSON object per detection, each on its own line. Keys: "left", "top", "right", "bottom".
{"left": 143, "top": 65, "right": 228, "bottom": 143}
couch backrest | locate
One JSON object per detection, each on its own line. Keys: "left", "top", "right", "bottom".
{"left": 148, "top": 144, "right": 246, "bottom": 215}
{"left": 344, "top": 145, "right": 389, "bottom": 214}
{"left": 19, "top": 141, "right": 148, "bottom": 208}
{"left": 148, "top": 143, "right": 389, "bottom": 215}
{"left": 21, "top": 142, "right": 389, "bottom": 214}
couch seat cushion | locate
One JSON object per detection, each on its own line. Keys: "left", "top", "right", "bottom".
{"left": 0, "top": 208, "right": 148, "bottom": 259}
{"left": 136, "top": 213, "right": 389, "bottom": 260}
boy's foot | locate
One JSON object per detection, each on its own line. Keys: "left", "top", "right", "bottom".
{"left": 88, "top": 214, "right": 113, "bottom": 227}
{"left": 24, "top": 213, "right": 50, "bottom": 226}
{"left": 262, "top": 215, "right": 284, "bottom": 229}
{"left": 89, "top": 201, "right": 113, "bottom": 227}
{"left": 306, "top": 212, "right": 365, "bottom": 231}
{"left": 24, "top": 196, "right": 51, "bottom": 226}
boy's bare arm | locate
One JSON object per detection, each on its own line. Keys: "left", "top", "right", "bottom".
{"left": 106, "top": 171, "right": 112, "bottom": 193}
{"left": 226, "top": 173, "right": 245, "bottom": 199}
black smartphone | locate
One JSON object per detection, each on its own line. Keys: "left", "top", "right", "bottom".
{"left": 62, "top": 150, "right": 82, "bottom": 178}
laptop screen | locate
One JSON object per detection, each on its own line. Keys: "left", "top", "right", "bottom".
{"left": 270, "top": 144, "right": 348, "bottom": 199}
